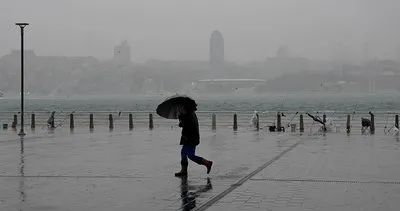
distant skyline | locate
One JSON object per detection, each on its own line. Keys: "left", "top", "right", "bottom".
{"left": 1, "top": 0, "right": 400, "bottom": 62}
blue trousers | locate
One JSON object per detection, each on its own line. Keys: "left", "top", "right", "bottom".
{"left": 181, "top": 145, "right": 203, "bottom": 165}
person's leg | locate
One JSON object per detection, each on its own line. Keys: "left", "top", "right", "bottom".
{"left": 186, "top": 146, "right": 213, "bottom": 174}
{"left": 175, "top": 146, "right": 189, "bottom": 177}
{"left": 185, "top": 145, "right": 202, "bottom": 164}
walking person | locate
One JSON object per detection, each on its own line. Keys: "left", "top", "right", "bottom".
{"left": 174, "top": 105, "right": 213, "bottom": 177}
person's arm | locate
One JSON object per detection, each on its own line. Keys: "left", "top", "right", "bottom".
{"left": 186, "top": 113, "right": 199, "bottom": 136}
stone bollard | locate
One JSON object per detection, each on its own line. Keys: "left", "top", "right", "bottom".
{"left": 346, "top": 114, "right": 351, "bottom": 133}
{"left": 322, "top": 114, "right": 327, "bottom": 132}
{"left": 395, "top": 114, "right": 399, "bottom": 129}
{"left": 277, "top": 113, "right": 282, "bottom": 132}
{"left": 89, "top": 113, "right": 94, "bottom": 130}
{"left": 12, "top": 114, "right": 17, "bottom": 129}
{"left": 291, "top": 124, "right": 296, "bottom": 132}
{"left": 49, "top": 114, "right": 55, "bottom": 129}
{"left": 31, "top": 113, "right": 35, "bottom": 129}
{"left": 109, "top": 114, "right": 114, "bottom": 130}
{"left": 129, "top": 113, "right": 134, "bottom": 130}
{"left": 256, "top": 113, "right": 260, "bottom": 131}
{"left": 369, "top": 111, "right": 375, "bottom": 134}
{"left": 212, "top": 113, "right": 216, "bottom": 131}
{"left": 70, "top": 113, "right": 74, "bottom": 129}
{"left": 233, "top": 113, "right": 237, "bottom": 131}
{"left": 299, "top": 114, "right": 304, "bottom": 132}
{"left": 149, "top": 113, "right": 154, "bottom": 130}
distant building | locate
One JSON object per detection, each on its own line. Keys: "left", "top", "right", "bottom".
{"left": 209, "top": 30, "right": 224, "bottom": 69}
{"left": 276, "top": 46, "right": 289, "bottom": 58}
{"left": 265, "top": 46, "right": 310, "bottom": 76}
{"left": 1, "top": 50, "right": 37, "bottom": 63}
{"left": 0, "top": 49, "right": 99, "bottom": 96}
{"left": 113, "top": 40, "right": 131, "bottom": 66}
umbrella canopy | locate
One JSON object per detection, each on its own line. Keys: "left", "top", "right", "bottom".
{"left": 156, "top": 94, "right": 197, "bottom": 119}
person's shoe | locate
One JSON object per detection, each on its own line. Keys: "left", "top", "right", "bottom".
{"left": 174, "top": 169, "right": 187, "bottom": 177}
{"left": 175, "top": 162, "right": 188, "bottom": 177}
{"left": 202, "top": 159, "right": 213, "bottom": 174}
{"left": 174, "top": 171, "right": 187, "bottom": 177}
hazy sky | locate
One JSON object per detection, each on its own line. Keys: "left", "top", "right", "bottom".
{"left": 1, "top": 0, "right": 399, "bottom": 62}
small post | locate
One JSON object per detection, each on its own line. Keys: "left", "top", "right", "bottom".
{"left": 109, "top": 114, "right": 114, "bottom": 130}
{"left": 322, "top": 114, "right": 327, "bottom": 132}
{"left": 212, "top": 113, "right": 216, "bottom": 131}
{"left": 256, "top": 113, "right": 260, "bottom": 131}
{"left": 277, "top": 113, "right": 282, "bottom": 132}
{"left": 12, "top": 114, "right": 18, "bottom": 129}
{"left": 369, "top": 111, "right": 375, "bottom": 134}
{"left": 89, "top": 113, "right": 94, "bottom": 130}
{"left": 70, "top": 113, "right": 74, "bottom": 129}
{"left": 346, "top": 114, "right": 351, "bottom": 133}
{"left": 291, "top": 124, "right": 296, "bottom": 132}
{"left": 149, "top": 113, "right": 154, "bottom": 130}
{"left": 31, "top": 113, "right": 35, "bottom": 129}
{"left": 395, "top": 114, "right": 399, "bottom": 129}
{"left": 129, "top": 113, "right": 134, "bottom": 130}
{"left": 299, "top": 114, "right": 304, "bottom": 132}
{"left": 233, "top": 113, "right": 237, "bottom": 131}
{"left": 49, "top": 113, "right": 55, "bottom": 129}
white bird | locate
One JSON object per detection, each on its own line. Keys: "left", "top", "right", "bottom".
{"left": 250, "top": 111, "right": 259, "bottom": 128}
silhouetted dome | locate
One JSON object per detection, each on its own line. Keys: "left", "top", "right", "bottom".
{"left": 276, "top": 46, "right": 289, "bottom": 58}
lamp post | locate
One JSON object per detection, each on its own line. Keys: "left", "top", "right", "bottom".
{"left": 15, "top": 23, "right": 29, "bottom": 136}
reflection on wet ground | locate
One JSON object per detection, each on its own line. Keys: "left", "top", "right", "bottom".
{"left": 180, "top": 177, "right": 212, "bottom": 211}
{"left": 19, "top": 138, "right": 26, "bottom": 204}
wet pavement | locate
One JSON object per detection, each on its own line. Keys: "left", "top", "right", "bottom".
{"left": 0, "top": 128, "right": 400, "bottom": 210}
{"left": 206, "top": 134, "right": 400, "bottom": 211}
{"left": 0, "top": 128, "right": 298, "bottom": 211}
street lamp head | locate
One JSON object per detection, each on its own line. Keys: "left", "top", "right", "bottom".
{"left": 15, "top": 23, "right": 29, "bottom": 27}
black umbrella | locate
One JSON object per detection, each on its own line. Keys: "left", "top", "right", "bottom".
{"left": 156, "top": 94, "right": 197, "bottom": 119}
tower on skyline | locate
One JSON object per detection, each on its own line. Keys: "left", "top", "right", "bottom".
{"left": 113, "top": 40, "right": 131, "bottom": 66}
{"left": 209, "top": 30, "right": 224, "bottom": 69}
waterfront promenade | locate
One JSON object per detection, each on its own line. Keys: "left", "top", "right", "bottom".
{"left": 0, "top": 128, "right": 400, "bottom": 210}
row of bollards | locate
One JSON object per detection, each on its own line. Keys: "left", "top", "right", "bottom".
{"left": 6, "top": 113, "right": 139, "bottom": 131}
{"left": 3, "top": 112, "right": 400, "bottom": 133}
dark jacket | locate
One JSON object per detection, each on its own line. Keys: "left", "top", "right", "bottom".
{"left": 179, "top": 112, "right": 200, "bottom": 146}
